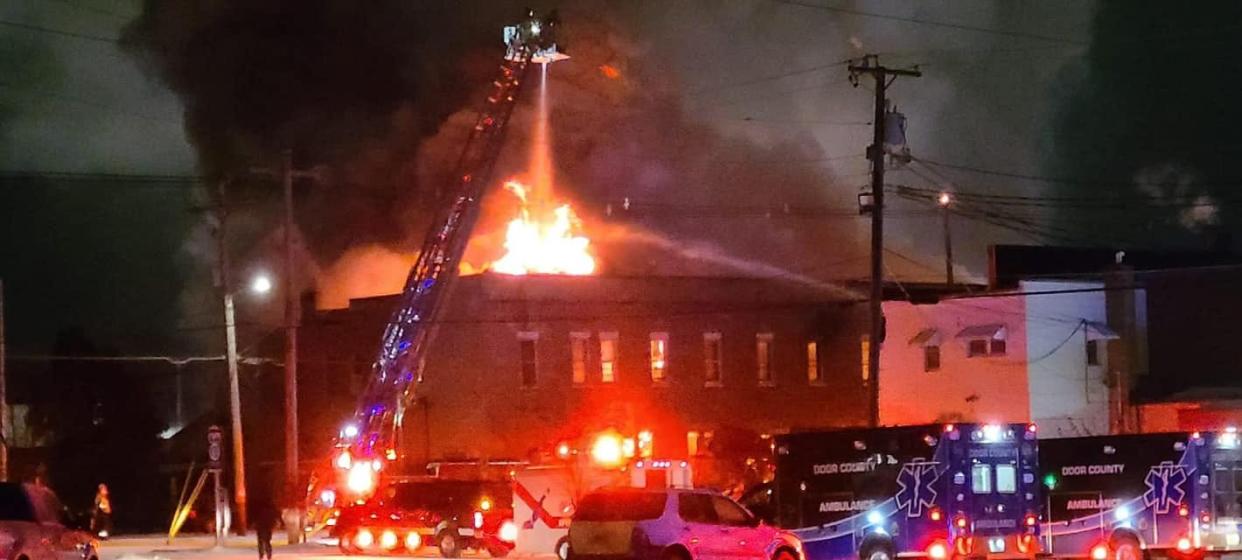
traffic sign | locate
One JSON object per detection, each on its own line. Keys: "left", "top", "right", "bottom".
{"left": 207, "top": 425, "right": 224, "bottom": 471}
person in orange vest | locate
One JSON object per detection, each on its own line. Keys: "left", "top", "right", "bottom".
{"left": 92, "top": 484, "right": 113, "bottom": 539}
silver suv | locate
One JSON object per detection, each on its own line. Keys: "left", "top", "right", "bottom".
{"left": 567, "top": 488, "right": 801, "bottom": 560}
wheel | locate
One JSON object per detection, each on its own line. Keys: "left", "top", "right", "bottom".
{"left": 662, "top": 546, "right": 692, "bottom": 560}
{"left": 438, "top": 530, "right": 462, "bottom": 558}
{"left": 556, "top": 536, "right": 571, "bottom": 560}
{"left": 1111, "top": 534, "right": 1143, "bottom": 560}
{"left": 339, "top": 534, "right": 354, "bottom": 555}
{"left": 859, "top": 543, "right": 892, "bottom": 560}
{"left": 486, "top": 544, "right": 511, "bottom": 558}
{"left": 773, "top": 549, "right": 798, "bottom": 560}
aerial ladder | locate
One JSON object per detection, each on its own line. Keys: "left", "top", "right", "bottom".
{"left": 306, "top": 10, "right": 565, "bottom": 528}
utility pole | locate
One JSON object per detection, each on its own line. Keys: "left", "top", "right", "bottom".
{"left": 849, "top": 55, "right": 920, "bottom": 428}
{"left": 280, "top": 149, "right": 303, "bottom": 544}
{"left": 0, "top": 278, "right": 7, "bottom": 481}
{"left": 216, "top": 180, "right": 248, "bottom": 533}
{"left": 939, "top": 192, "right": 954, "bottom": 287}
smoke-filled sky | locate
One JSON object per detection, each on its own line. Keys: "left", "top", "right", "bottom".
{"left": 2, "top": 0, "right": 1239, "bottom": 354}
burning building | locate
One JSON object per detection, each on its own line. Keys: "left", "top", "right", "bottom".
{"left": 298, "top": 271, "right": 869, "bottom": 476}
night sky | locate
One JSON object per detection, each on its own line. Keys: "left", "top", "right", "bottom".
{"left": 2, "top": 0, "right": 1239, "bottom": 359}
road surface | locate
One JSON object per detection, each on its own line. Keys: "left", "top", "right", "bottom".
{"left": 100, "top": 535, "right": 527, "bottom": 560}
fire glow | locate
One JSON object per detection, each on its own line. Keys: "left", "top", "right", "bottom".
{"left": 491, "top": 180, "right": 596, "bottom": 276}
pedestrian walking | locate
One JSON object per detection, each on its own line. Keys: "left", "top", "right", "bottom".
{"left": 92, "top": 484, "right": 113, "bottom": 539}
{"left": 252, "top": 496, "right": 277, "bottom": 559}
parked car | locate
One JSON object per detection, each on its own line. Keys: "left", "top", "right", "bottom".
{"left": 337, "top": 478, "right": 516, "bottom": 558}
{"left": 0, "top": 483, "right": 97, "bottom": 560}
{"left": 567, "top": 487, "right": 801, "bottom": 560}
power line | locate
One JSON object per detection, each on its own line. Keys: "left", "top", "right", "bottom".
{"left": 766, "top": 0, "right": 1083, "bottom": 45}
{"left": 916, "top": 157, "right": 1242, "bottom": 190}
{"left": 0, "top": 18, "right": 118, "bottom": 44}
{"left": 685, "top": 59, "right": 852, "bottom": 97}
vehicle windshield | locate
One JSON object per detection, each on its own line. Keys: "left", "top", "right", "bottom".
{"left": 0, "top": 485, "right": 34, "bottom": 522}
{"left": 575, "top": 491, "right": 666, "bottom": 521}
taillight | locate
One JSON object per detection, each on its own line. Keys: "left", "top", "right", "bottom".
{"left": 929, "top": 507, "right": 943, "bottom": 522}
{"left": 500, "top": 520, "right": 518, "bottom": 543}
{"left": 380, "top": 530, "right": 399, "bottom": 550}
{"left": 474, "top": 511, "right": 485, "bottom": 529}
{"left": 1091, "top": 544, "right": 1108, "bottom": 560}
{"left": 928, "top": 541, "right": 947, "bottom": 560}
{"left": 1178, "top": 537, "right": 1192, "bottom": 552}
{"left": 1024, "top": 513, "right": 1038, "bottom": 529}
{"left": 1201, "top": 512, "right": 1212, "bottom": 525}
{"left": 954, "top": 536, "right": 973, "bottom": 556}
{"left": 1017, "top": 534, "right": 1035, "bottom": 554}
{"left": 356, "top": 529, "right": 375, "bottom": 549}
{"left": 1179, "top": 504, "right": 1190, "bottom": 517}
{"left": 955, "top": 514, "right": 969, "bottom": 530}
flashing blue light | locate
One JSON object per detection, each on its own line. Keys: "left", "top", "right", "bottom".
{"left": 867, "top": 511, "right": 884, "bottom": 525}
{"left": 1115, "top": 505, "right": 1131, "bottom": 521}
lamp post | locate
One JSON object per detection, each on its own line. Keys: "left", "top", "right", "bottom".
{"left": 221, "top": 272, "right": 270, "bottom": 535}
{"left": 938, "top": 192, "right": 954, "bottom": 287}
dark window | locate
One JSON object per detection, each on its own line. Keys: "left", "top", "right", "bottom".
{"left": 1086, "top": 340, "right": 1100, "bottom": 365}
{"left": 677, "top": 493, "right": 716, "bottom": 524}
{"left": 990, "top": 339, "right": 1007, "bottom": 356}
{"left": 576, "top": 491, "right": 667, "bottom": 521}
{"left": 0, "top": 484, "right": 37, "bottom": 522}
{"left": 704, "top": 334, "right": 723, "bottom": 385}
{"left": 710, "top": 496, "right": 752, "bottom": 526}
{"left": 519, "top": 338, "right": 537, "bottom": 387}
{"left": 967, "top": 339, "right": 988, "bottom": 357}
{"left": 924, "top": 345, "right": 941, "bottom": 372}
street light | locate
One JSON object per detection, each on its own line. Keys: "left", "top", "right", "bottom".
{"left": 251, "top": 274, "right": 273, "bottom": 295}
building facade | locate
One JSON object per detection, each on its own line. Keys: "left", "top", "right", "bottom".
{"left": 879, "top": 280, "right": 1140, "bottom": 437}
{"left": 299, "top": 274, "right": 870, "bottom": 468}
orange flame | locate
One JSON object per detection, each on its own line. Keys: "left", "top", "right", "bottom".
{"left": 491, "top": 180, "right": 596, "bottom": 275}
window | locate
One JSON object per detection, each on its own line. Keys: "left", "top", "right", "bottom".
{"left": 959, "top": 325, "right": 1006, "bottom": 358}
{"left": 1086, "top": 339, "right": 1100, "bottom": 366}
{"left": 600, "top": 332, "right": 618, "bottom": 383}
{"left": 924, "top": 345, "right": 941, "bottom": 372}
{"left": 687, "top": 431, "right": 700, "bottom": 456}
{"left": 711, "top": 495, "right": 752, "bottom": 527}
{"left": 990, "top": 338, "right": 1007, "bottom": 356}
{"left": 704, "top": 332, "right": 723, "bottom": 386}
{"left": 860, "top": 335, "right": 871, "bottom": 382}
{"left": 967, "top": 339, "right": 989, "bottom": 357}
{"left": 971, "top": 464, "right": 993, "bottom": 493}
{"left": 577, "top": 491, "right": 668, "bottom": 521}
{"left": 678, "top": 493, "right": 716, "bottom": 524}
{"left": 806, "top": 341, "right": 821, "bottom": 384}
{"left": 650, "top": 333, "right": 669, "bottom": 384}
{"left": 570, "top": 332, "right": 589, "bottom": 385}
{"left": 518, "top": 332, "right": 538, "bottom": 387}
{"left": 756, "top": 333, "right": 774, "bottom": 386}
{"left": 996, "top": 464, "right": 1017, "bottom": 494}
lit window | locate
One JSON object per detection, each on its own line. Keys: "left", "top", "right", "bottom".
{"left": 570, "top": 332, "right": 588, "bottom": 385}
{"left": 924, "top": 345, "right": 941, "bottom": 372}
{"left": 996, "top": 464, "right": 1017, "bottom": 494}
{"left": 650, "top": 332, "right": 668, "bottom": 384}
{"left": 972, "top": 464, "right": 993, "bottom": 494}
{"left": 600, "top": 332, "right": 618, "bottom": 383}
{"left": 806, "top": 341, "right": 821, "bottom": 384}
{"left": 687, "top": 431, "right": 700, "bottom": 456}
{"left": 1086, "top": 339, "right": 1100, "bottom": 366}
{"left": 756, "top": 333, "right": 774, "bottom": 386}
{"left": 860, "top": 335, "right": 870, "bottom": 382}
{"left": 704, "top": 332, "right": 723, "bottom": 386}
{"left": 518, "top": 332, "right": 538, "bottom": 387}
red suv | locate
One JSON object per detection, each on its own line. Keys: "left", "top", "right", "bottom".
{"left": 337, "top": 479, "right": 516, "bottom": 558}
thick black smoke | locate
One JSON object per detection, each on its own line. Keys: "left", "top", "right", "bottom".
{"left": 1048, "top": 0, "right": 1242, "bottom": 250}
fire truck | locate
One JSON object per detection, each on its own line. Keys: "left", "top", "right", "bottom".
{"left": 1038, "top": 429, "right": 1242, "bottom": 560}
{"left": 765, "top": 424, "right": 1041, "bottom": 560}
{"left": 304, "top": 8, "right": 564, "bottom": 534}
{"left": 512, "top": 430, "right": 693, "bottom": 560}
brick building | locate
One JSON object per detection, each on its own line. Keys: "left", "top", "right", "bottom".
{"left": 298, "top": 273, "right": 870, "bottom": 468}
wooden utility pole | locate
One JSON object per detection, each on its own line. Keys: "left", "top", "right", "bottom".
{"left": 281, "top": 149, "right": 303, "bottom": 544}
{"left": 849, "top": 55, "right": 920, "bottom": 428}
{"left": 216, "top": 180, "right": 248, "bottom": 532}
{"left": 940, "top": 192, "right": 955, "bottom": 287}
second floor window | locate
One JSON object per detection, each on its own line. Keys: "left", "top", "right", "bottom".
{"left": 807, "top": 341, "right": 821, "bottom": 384}
{"left": 518, "top": 332, "right": 538, "bottom": 387}
{"left": 704, "top": 332, "right": 723, "bottom": 386}
{"left": 650, "top": 332, "right": 668, "bottom": 383}
{"left": 924, "top": 345, "right": 941, "bottom": 372}
{"left": 570, "top": 332, "right": 588, "bottom": 385}
{"left": 756, "top": 333, "right": 774, "bottom": 386}
{"left": 600, "top": 332, "right": 618, "bottom": 383}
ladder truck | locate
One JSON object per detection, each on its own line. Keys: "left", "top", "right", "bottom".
{"left": 306, "top": 9, "right": 564, "bottom": 532}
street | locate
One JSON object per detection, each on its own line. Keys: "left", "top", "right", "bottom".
{"left": 98, "top": 535, "right": 524, "bottom": 560}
